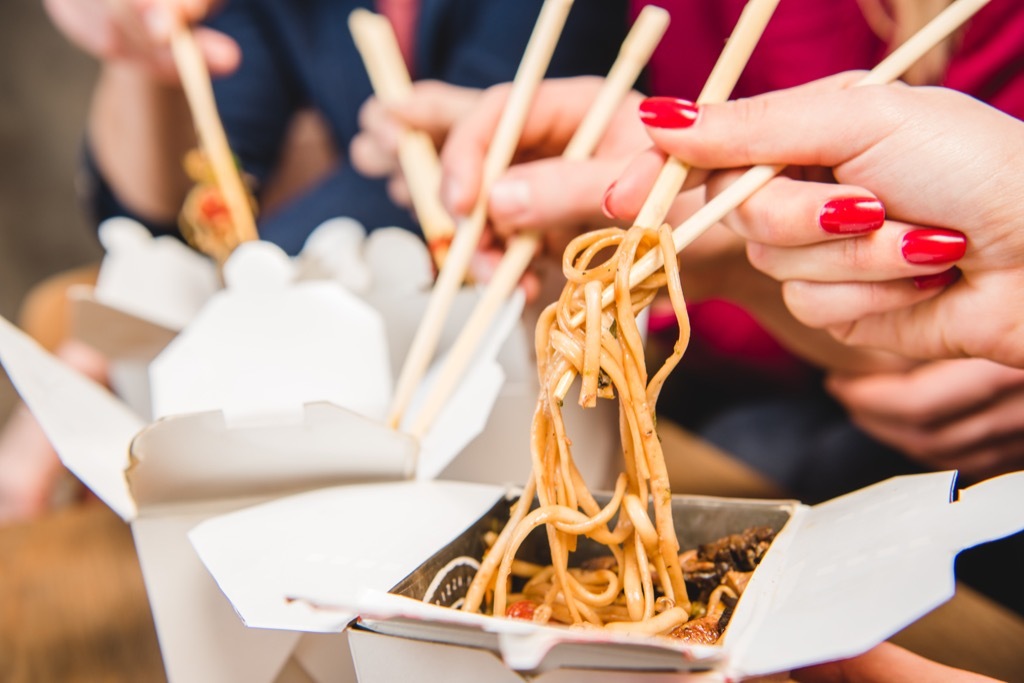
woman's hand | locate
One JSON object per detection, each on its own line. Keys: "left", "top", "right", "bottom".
{"left": 608, "top": 74, "right": 1024, "bottom": 368}
{"left": 438, "top": 76, "right": 651, "bottom": 257}
{"left": 43, "top": 0, "right": 238, "bottom": 81}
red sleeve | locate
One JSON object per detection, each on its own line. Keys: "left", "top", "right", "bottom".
{"left": 944, "top": 0, "right": 1024, "bottom": 120}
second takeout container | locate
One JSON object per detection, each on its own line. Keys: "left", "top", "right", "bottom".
{"left": 189, "top": 469, "right": 1024, "bottom": 681}
{"left": 0, "top": 234, "right": 534, "bottom": 683}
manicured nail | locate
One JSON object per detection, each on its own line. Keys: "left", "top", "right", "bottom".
{"left": 639, "top": 97, "right": 700, "bottom": 129}
{"left": 819, "top": 197, "right": 885, "bottom": 234}
{"left": 913, "top": 267, "right": 961, "bottom": 290}
{"left": 489, "top": 179, "right": 531, "bottom": 217}
{"left": 900, "top": 228, "right": 966, "bottom": 265}
{"left": 601, "top": 182, "right": 617, "bottom": 219}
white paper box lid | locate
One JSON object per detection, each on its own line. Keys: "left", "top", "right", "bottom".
{"left": 94, "top": 217, "right": 219, "bottom": 330}
{"left": 725, "top": 470, "right": 1024, "bottom": 677}
{"left": 0, "top": 314, "right": 142, "bottom": 519}
{"left": 189, "top": 480, "right": 507, "bottom": 633}
{"left": 150, "top": 242, "right": 392, "bottom": 422}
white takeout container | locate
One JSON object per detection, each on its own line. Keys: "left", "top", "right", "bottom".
{"left": 0, "top": 237, "right": 527, "bottom": 683}
{"left": 67, "top": 217, "right": 618, "bottom": 487}
{"left": 188, "top": 470, "right": 1024, "bottom": 681}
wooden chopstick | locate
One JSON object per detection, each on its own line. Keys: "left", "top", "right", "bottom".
{"left": 387, "top": 0, "right": 576, "bottom": 430}
{"left": 170, "top": 23, "right": 258, "bottom": 261}
{"left": 404, "top": 5, "right": 671, "bottom": 439}
{"left": 631, "top": 0, "right": 782, "bottom": 232}
{"left": 348, "top": 9, "right": 457, "bottom": 268}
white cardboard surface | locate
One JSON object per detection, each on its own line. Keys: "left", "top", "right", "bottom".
{"left": 189, "top": 480, "right": 506, "bottom": 633}
{"left": 94, "top": 217, "right": 219, "bottom": 330}
{"left": 150, "top": 242, "right": 393, "bottom": 423}
{"left": 191, "top": 471, "right": 1024, "bottom": 679}
{"left": 0, "top": 314, "right": 143, "bottom": 519}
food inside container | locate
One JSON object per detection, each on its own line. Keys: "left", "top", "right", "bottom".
{"left": 370, "top": 490, "right": 796, "bottom": 661}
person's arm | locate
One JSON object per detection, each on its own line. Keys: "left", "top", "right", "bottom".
{"left": 44, "top": 0, "right": 241, "bottom": 226}
{"left": 88, "top": 63, "right": 196, "bottom": 223}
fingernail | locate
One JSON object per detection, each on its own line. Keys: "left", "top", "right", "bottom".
{"left": 442, "top": 179, "right": 463, "bottom": 215}
{"left": 639, "top": 97, "right": 700, "bottom": 129}
{"left": 143, "top": 6, "right": 173, "bottom": 41}
{"left": 900, "top": 228, "right": 966, "bottom": 265}
{"left": 601, "top": 182, "right": 617, "bottom": 219}
{"left": 819, "top": 197, "right": 885, "bottom": 234}
{"left": 913, "top": 266, "right": 961, "bottom": 290}
{"left": 489, "top": 179, "right": 531, "bottom": 217}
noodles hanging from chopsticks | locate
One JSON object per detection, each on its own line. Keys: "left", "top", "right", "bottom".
{"left": 461, "top": 222, "right": 694, "bottom": 632}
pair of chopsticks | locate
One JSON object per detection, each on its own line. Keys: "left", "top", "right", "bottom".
{"left": 169, "top": 21, "right": 258, "bottom": 263}
{"left": 349, "top": 9, "right": 457, "bottom": 268}
{"left": 401, "top": 6, "right": 674, "bottom": 439}
{"left": 393, "top": 0, "right": 780, "bottom": 439}
{"left": 381, "top": 0, "right": 579, "bottom": 431}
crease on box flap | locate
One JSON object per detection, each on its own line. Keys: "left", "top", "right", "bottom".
{"left": 728, "top": 470, "right": 1024, "bottom": 677}
{"left": 132, "top": 514, "right": 301, "bottom": 683}
{"left": 94, "top": 217, "right": 219, "bottom": 330}
{"left": 0, "top": 314, "right": 141, "bottom": 519}
{"left": 189, "top": 480, "right": 506, "bottom": 633}
{"left": 68, "top": 288, "right": 179, "bottom": 362}
{"left": 149, "top": 242, "right": 392, "bottom": 422}
{"left": 128, "top": 402, "right": 416, "bottom": 509}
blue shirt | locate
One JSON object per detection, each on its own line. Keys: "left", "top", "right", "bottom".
{"left": 86, "top": 0, "right": 628, "bottom": 254}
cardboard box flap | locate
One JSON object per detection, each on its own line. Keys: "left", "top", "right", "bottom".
{"left": 362, "top": 227, "right": 434, "bottom": 294}
{"left": 68, "top": 288, "right": 179, "bottom": 361}
{"left": 189, "top": 480, "right": 506, "bottom": 633}
{"left": 94, "top": 217, "right": 219, "bottom": 330}
{"left": 132, "top": 514, "right": 302, "bottom": 683}
{"left": 149, "top": 242, "right": 392, "bottom": 422}
{"left": 410, "top": 289, "right": 525, "bottom": 480}
{"left": 128, "top": 402, "right": 417, "bottom": 509}
{"left": 0, "top": 314, "right": 142, "bottom": 519}
{"left": 294, "top": 218, "right": 373, "bottom": 293}
{"left": 727, "top": 470, "right": 1024, "bottom": 677}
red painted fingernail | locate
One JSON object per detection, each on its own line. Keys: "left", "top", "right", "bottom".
{"left": 602, "top": 182, "right": 617, "bottom": 219}
{"left": 900, "top": 228, "right": 966, "bottom": 265}
{"left": 819, "top": 197, "right": 885, "bottom": 234}
{"left": 639, "top": 97, "right": 700, "bottom": 129}
{"left": 913, "top": 266, "right": 961, "bottom": 290}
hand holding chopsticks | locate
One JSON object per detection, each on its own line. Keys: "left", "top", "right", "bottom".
{"left": 349, "top": 9, "right": 457, "bottom": 269}
{"left": 590, "top": 0, "right": 994, "bottom": 323}
{"left": 387, "top": 0, "right": 577, "bottom": 430}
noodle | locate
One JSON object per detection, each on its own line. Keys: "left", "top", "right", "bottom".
{"left": 461, "top": 222, "right": 696, "bottom": 631}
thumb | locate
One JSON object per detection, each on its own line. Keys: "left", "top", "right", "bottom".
{"left": 486, "top": 158, "right": 626, "bottom": 239}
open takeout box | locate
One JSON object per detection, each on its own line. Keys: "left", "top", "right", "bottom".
{"left": 66, "top": 217, "right": 618, "bottom": 486}
{"left": 187, "top": 470, "right": 1024, "bottom": 681}
{"left": 0, "top": 230, "right": 539, "bottom": 683}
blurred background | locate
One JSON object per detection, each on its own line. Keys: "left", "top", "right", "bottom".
{"left": 0, "top": 1, "right": 103, "bottom": 423}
